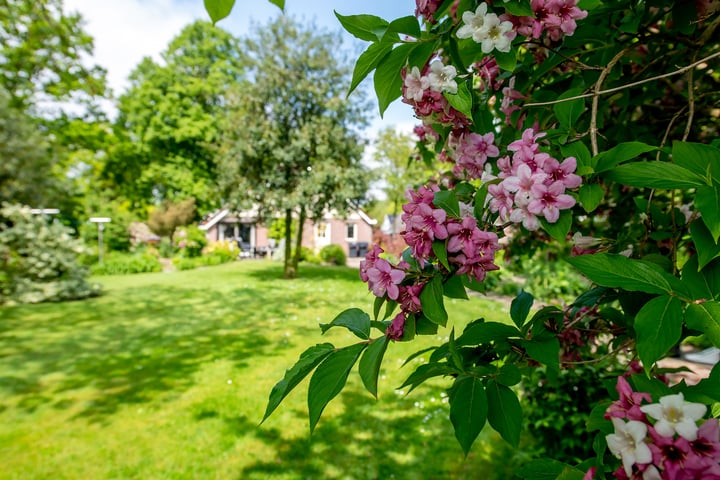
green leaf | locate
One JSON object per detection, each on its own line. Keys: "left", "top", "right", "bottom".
{"left": 510, "top": 290, "right": 534, "bottom": 329}
{"left": 383, "top": 15, "right": 421, "bottom": 40}
{"left": 586, "top": 400, "right": 613, "bottom": 434}
{"left": 433, "top": 240, "right": 451, "bottom": 270}
{"left": 399, "top": 363, "right": 456, "bottom": 393}
{"left": 502, "top": 0, "right": 534, "bottom": 16}
{"left": 334, "top": 12, "right": 389, "bottom": 42}
{"left": 407, "top": 40, "right": 439, "bottom": 69}
{"left": 567, "top": 253, "right": 677, "bottom": 295}
{"left": 416, "top": 315, "right": 439, "bottom": 335}
{"left": 449, "top": 375, "right": 487, "bottom": 455}
{"left": 523, "top": 337, "right": 560, "bottom": 373}
{"left": 681, "top": 255, "right": 716, "bottom": 301}
{"left": 458, "top": 321, "right": 521, "bottom": 346}
{"left": 308, "top": 343, "right": 367, "bottom": 432}
{"left": 203, "top": 0, "right": 235, "bottom": 24}
{"left": 419, "top": 275, "right": 448, "bottom": 326}
{"left": 268, "top": 0, "right": 284, "bottom": 10}
{"left": 578, "top": 183, "right": 604, "bottom": 213}
{"left": 561, "top": 141, "right": 591, "bottom": 169}
{"left": 495, "top": 363, "right": 522, "bottom": 387}
{"left": 443, "top": 274, "right": 469, "bottom": 299}
{"left": 374, "top": 43, "right": 414, "bottom": 116}
{"left": 348, "top": 41, "right": 393, "bottom": 96}
{"left": 603, "top": 162, "right": 706, "bottom": 189}
{"left": 262, "top": 343, "right": 335, "bottom": 422}
{"left": 593, "top": 142, "right": 657, "bottom": 173}
{"left": 685, "top": 302, "right": 720, "bottom": 347}
{"left": 359, "top": 336, "right": 389, "bottom": 398}
{"left": 444, "top": 81, "right": 473, "bottom": 119}
{"left": 486, "top": 380, "right": 522, "bottom": 447}
{"left": 696, "top": 184, "right": 720, "bottom": 242}
{"left": 635, "top": 295, "right": 683, "bottom": 372}
{"left": 672, "top": 141, "right": 720, "bottom": 181}
{"left": 539, "top": 209, "right": 572, "bottom": 242}
{"left": 516, "top": 459, "right": 569, "bottom": 480}
{"left": 433, "top": 189, "right": 461, "bottom": 218}
{"left": 373, "top": 295, "right": 384, "bottom": 320}
{"left": 553, "top": 88, "right": 585, "bottom": 131}
{"left": 320, "top": 308, "right": 371, "bottom": 339}
{"left": 691, "top": 221, "right": 720, "bottom": 270}
{"left": 494, "top": 48, "right": 517, "bottom": 72}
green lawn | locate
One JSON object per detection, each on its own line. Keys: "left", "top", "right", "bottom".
{"left": 0, "top": 261, "right": 525, "bottom": 479}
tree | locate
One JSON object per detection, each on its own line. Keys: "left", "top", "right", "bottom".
{"left": 217, "top": 16, "right": 370, "bottom": 279}
{"left": 110, "top": 20, "right": 245, "bottom": 212}
{"left": 147, "top": 198, "right": 196, "bottom": 244}
{"left": 0, "top": 0, "right": 107, "bottom": 112}
{"left": 372, "top": 127, "right": 432, "bottom": 234}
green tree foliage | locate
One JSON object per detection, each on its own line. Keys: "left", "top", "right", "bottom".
{"left": 0, "top": 203, "right": 100, "bottom": 304}
{"left": 0, "top": 89, "right": 70, "bottom": 208}
{"left": 0, "top": 0, "right": 107, "bottom": 111}
{"left": 218, "top": 16, "right": 370, "bottom": 278}
{"left": 373, "top": 127, "right": 431, "bottom": 230}
{"left": 111, "top": 21, "right": 244, "bottom": 212}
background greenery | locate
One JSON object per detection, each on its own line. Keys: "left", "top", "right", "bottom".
{"left": 0, "top": 261, "right": 526, "bottom": 479}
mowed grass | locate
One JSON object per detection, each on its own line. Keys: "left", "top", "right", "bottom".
{"left": 0, "top": 261, "right": 524, "bottom": 479}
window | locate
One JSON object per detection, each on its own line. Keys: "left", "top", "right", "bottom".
{"left": 346, "top": 223, "right": 357, "bottom": 240}
{"left": 316, "top": 222, "right": 329, "bottom": 239}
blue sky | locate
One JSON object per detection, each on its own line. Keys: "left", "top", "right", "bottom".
{"left": 64, "top": 0, "right": 419, "bottom": 134}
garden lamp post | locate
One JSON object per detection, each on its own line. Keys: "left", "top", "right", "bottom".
{"left": 89, "top": 217, "right": 111, "bottom": 265}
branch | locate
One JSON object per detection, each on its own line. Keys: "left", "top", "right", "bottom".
{"left": 591, "top": 49, "right": 628, "bottom": 156}
{"left": 523, "top": 51, "right": 720, "bottom": 109}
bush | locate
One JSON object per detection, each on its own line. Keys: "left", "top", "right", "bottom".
{"left": 174, "top": 225, "right": 207, "bottom": 258}
{"left": 0, "top": 203, "right": 101, "bottom": 304}
{"left": 158, "top": 237, "right": 175, "bottom": 258}
{"left": 90, "top": 252, "right": 162, "bottom": 276}
{"left": 319, "top": 244, "right": 346, "bottom": 266}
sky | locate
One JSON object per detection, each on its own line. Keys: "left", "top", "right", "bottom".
{"left": 63, "top": 0, "right": 420, "bottom": 137}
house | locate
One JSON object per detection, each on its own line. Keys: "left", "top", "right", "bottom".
{"left": 198, "top": 207, "right": 377, "bottom": 258}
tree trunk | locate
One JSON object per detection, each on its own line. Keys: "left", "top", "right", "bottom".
{"left": 291, "top": 206, "right": 306, "bottom": 277}
{"left": 283, "top": 208, "right": 295, "bottom": 279}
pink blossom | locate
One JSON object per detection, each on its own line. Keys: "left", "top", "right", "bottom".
{"left": 451, "top": 252, "right": 500, "bottom": 283}
{"left": 509, "top": 204, "right": 541, "bottom": 231}
{"left": 453, "top": 131, "right": 500, "bottom": 179}
{"left": 605, "top": 376, "right": 652, "bottom": 422}
{"left": 508, "top": 128, "right": 546, "bottom": 162}
{"left": 386, "top": 312, "right": 406, "bottom": 340}
{"left": 408, "top": 203, "right": 449, "bottom": 241}
{"left": 503, "top": 163, "right": 549, "bottom": 206}
{"left": 398, "top": 283, "right": 424, "bottom": 314}
{"left": 487, "top": 183, "right": 513, "bottom": 222}
{"left": 359, "top": 244, "right": 385, "bottom": 282}
{"left": 474, "top": 56, "right": 502, "bottom": 91}
{"left": 528, "top": 180, "right": 576, "bottom": 223}
{"left": 544, "top": 0, "right": 588, "bottom": 40}
{"left": 543, "top": 155, "right": 582, "bottom": 189}
{"left": 447, "top": 216, "right": 483, "bottom": 257}
{"left": 366, "top": 258, "right": 406, "bottom": 300}
{"left": 415, "top": 0, "right": 444, "bottom": 23}
{"left": 648, "top": 426, "right": 698, "bottom": 479}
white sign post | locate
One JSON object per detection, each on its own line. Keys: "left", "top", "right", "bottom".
{"left": 89, "top": 217, "right": 111, "bottom": 265}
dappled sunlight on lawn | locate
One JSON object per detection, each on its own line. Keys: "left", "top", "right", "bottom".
{"left": 0, "top": 261, "right": 518, "bottom": 479}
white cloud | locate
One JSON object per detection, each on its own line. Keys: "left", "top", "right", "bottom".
{"left": 65, "top": 0, "right": 202, "bottom": 97}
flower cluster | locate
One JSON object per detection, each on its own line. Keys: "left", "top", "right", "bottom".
{"left": 414, "top": 0, "right": 444, "bottom": 24}
{"left": 456, "top": 3, "right": 516, "bottom": 53}
{"left": 401, "top": 58, "right": 470, "bottom": 129}
{"left": 401, "top": 184, "right": 501, "bottom": 282}
{"left": 502, "top": 0, "right": 588, "bottom": 42}
{"left": 487, "top": 128, "right": 581, "bottom": 230}
{"left": 601, "top": 377, "right": 720, "bottom": 479}
{"left": 449, "top": 130, "right": 500, "bottom": 180}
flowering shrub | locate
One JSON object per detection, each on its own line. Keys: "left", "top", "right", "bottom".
{"left": 206, "top": 0, "right": 720, "bottom": 478}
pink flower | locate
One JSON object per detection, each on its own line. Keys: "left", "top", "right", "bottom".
{"left": 528, "top": 180, "right": 576, "bottom": 223}
{"left": 605, "top": 376, "right": 652, "bottom": 422}
{"left": 415, "top": 0, "right": 444, "bottom": 23}
{"left": 453, "top": 131, "right": 500, "bottom": 179}
{"left": 408, "top": 203, "right": 449, "bottom": 241}
{"left": 398, "top": 283, "right": 424, "bottom": 314}
{"left": 487, "top": 183, "right": 513, "bottom": 222}
{"left": 386, "top": 312, "right": 407, "bottom": 340}
{"left": 359, "top": 244, "right": 384, "bottom": 282}
{"left": 366, "top": 258, "right": 406, "bottom": 300}
{"left": 508, "top": 128, "right": 546, "bottom": 162}
{"left": 543, "top": 155, "right": 582, "bottom": 189}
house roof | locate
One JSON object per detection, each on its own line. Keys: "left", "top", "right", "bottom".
{"left": 198, "top": 208, "right": 229, "bottom": 231}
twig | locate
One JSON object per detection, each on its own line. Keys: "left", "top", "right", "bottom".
{"left": 591, "top": 49, "right": 628, "bottom": 156}
{"left": 522, "top": 51, "right": 720, "bottom": 108}
{"left": 683, "top": 56, "right": 696, "bottom": 142}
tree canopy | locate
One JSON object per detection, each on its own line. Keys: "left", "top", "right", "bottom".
{"left": 217, "top": 16, "right": 371, "bottom": 278}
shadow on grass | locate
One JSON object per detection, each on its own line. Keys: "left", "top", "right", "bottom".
{"left": 0, "top": 271, "right": 323, "bottom": 420}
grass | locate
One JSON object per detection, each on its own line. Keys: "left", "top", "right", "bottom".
{"left": 0, "top": 260, "right": 526, "bottom": 479}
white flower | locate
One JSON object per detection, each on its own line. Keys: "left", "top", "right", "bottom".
{"left": 403, "top": 66, "right": 429, "bottom": 102}
{"left": 606, "top": 418, "right": 653, "bottom": 477}
{"left": 572, "top": 232, "right": 601, "bottom": 249}
{"left": 477, "top": 14, "right": 514, "bottom": 53}
{"left": 427, "top": 60, "right": 457, "bottom": 94}
{"left": 456, "top": 3, "right": 514, "bottom": 53}
{"left": 640, "top": 393, "right": 707, "bottom": 441}
{"left": 457, "top": 3, "right": 488, "bottom": 40}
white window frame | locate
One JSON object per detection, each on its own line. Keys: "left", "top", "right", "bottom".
{"left": 346, "top": 222, "right": 357, "bottom": 241}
